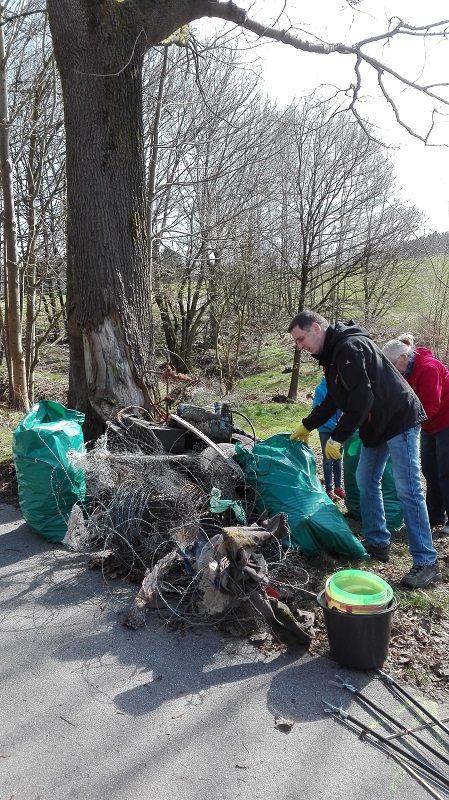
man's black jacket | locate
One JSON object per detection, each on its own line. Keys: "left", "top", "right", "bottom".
{"left": 303, "top": 322, "right": 426, "bottom": 447}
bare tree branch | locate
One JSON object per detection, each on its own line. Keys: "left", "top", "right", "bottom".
{"left": 193, "top": 2, "right": 449, "bottom": 141}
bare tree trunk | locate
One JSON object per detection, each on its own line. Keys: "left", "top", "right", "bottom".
{"left": 0, "top": 14, "right": 28, "bottom": 412}
{"left": 24, "top": 261, "right": 36, "bottom": 404}
{"left": 24, "top": 85, "right": 41, "bottom": 403}
{"left": 147, "top": 45, "right": 168, "bottom": 299}
{"left": 288, "top": 347, "right": 301, "bottom": 400}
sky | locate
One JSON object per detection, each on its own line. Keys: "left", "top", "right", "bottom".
{"left": 196, "top": 1, "right": 449, "bottom": 233}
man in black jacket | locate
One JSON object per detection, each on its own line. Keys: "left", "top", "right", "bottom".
{"left": 288, "top": 310, "right": 441, "bottom": 589}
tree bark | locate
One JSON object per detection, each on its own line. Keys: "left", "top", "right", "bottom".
{"left": 47, "top": 1, "right": 158, "bottom": 433}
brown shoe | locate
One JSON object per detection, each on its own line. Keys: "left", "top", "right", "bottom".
{"left": 333, "top": 487, "right": 346, "bottom": 499}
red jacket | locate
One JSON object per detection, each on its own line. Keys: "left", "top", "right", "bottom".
{"left": 405, "top": 347, "right": 449, "bottom": 434}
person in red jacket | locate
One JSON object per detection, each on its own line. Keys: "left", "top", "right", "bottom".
{"left": 382, "top": 333, "right": 449, "bottom": 534}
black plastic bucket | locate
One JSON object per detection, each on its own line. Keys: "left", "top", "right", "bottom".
{"left": 317, "top": 589, "right": 397, "bottom": 669}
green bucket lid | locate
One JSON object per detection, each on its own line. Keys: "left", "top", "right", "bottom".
{"left": 326, "top": 569, "right": 393, "bottom": 606}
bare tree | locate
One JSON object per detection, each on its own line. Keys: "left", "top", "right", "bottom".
{"left": 14, "top": 52, "right": 65, "bottom": 403}
{"left": 0, "top": 6, "right": 28, "bottom": 410}
{"left": 256, "top": 98, "right": 422, "bottom": 398}
{"left": 345, "top": 201, "right": 423, "bottom": 330}
{"left": 0, "top": 2, "right": 66, "bottom": 408}
{"left": 146, "top": 38, "right": 277, "bottom": 372}
{"left": 399, "top": 234, "right": 449, "bottom": 362}
{"left": 46, "top": 1, "right": 449, "bottom": 434}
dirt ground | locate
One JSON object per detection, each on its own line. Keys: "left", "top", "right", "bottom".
{"left": 282, "top": 528, "right": 449, "bottom": 704}
{"left": 2, "top": 368, "right": 448, "bottom": 705}
{"left": 290, "top": 450, "right": 449, "bottom": 704}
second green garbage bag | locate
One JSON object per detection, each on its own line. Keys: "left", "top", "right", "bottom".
{"left": 343, "top": 430, "right": 404, "bottom": 532}
{"left": 235, "top": 433, "right": 368, "bottom": 559}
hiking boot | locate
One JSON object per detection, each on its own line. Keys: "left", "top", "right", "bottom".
{"left": 361, "top": 540, "right": 391, "bottom": 563}
{"left": 333, "top": 487, "right": 346, "bottom": 499}
{"left": 326, "top": 490, "right": 338, "bottom": 502}
{"left": 400, "top": 562, "right": 442, "bottom": 589}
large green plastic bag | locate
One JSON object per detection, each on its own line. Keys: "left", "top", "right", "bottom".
{"left": 343, "top": 431, "right": 404, "bottom": 532}
{"left": 13, "top": 400, "right": 86, "bottom": 543}
{"left": 235, "top": 433, "right": 368, "bottom": 559}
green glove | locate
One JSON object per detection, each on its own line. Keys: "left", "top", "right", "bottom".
{"left": 325, "top": 437, "right": 343, "bottom": 460}
{"left": 290, "top": 422, "right": 310, "bottom": 443}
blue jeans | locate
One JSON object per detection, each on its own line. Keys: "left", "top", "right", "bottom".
{"left": 319, "top": 431, "right": 342, "bottom": 491}
{"left": 420, "top": 426, "right": 449, "bottom": 525}
{"left": 356, "top": 425, "right": 438, "bottom": 566}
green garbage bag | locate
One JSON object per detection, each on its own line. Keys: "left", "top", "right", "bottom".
{"left": 13, "top": 400, "right": 86, "bottom": 543}
{"left": 235, "top": 433, "right": 368, "bottom": 559}
{"left": 343, "top": 431, "right": 404, "bottom": 532}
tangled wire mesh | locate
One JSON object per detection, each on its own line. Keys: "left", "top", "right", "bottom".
{"left": 65, "top": 413, "right": 314, "bottom": 638}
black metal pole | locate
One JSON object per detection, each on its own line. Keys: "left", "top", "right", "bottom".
{"left": 323, "top": 702, "right": 449, "bottom": 791}
{"left": 377, "top": 669, "right": 449, "bottom": 737}
{"left": 334, "top": 676, "right": 449, "bottom": 768}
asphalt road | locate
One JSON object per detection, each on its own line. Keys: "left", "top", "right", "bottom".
{"left": 1, "top": 504, "right": 448, "bottom": 800}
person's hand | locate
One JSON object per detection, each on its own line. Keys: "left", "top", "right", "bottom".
{"left": 325, "top": 437, "right": 343, "bottom": 460}
{"left": 290, "top": 422, "right": 310, "bottom": 442}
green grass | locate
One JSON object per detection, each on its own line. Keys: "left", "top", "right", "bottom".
{"left": 234, "top": 369, "right": 290, "bottom": 395}
{"left": 237, "top": 400, "right": 313, "bottom": 440}
{"left": 235, "top": 344, "right": 320, "bottom": 396}
{"left": 397, "top": 586, "right": 449, "bottom": 615}
{"left": 235, "top": 367, "right": 317, "bottom": 396}
{"left": 0, "top": 410, "right": 23, "bottom": 462}
{"left": 234, "top": 347, "right": 321, "bottom": 441}
{"left": 43, "top": 373, "right": 67, "bottom": 382}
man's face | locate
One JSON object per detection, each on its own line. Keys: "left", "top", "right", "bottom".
{"left": 290, "top": 322, "right": 324, "bottom": 355}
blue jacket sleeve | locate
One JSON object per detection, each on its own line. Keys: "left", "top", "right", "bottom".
{"left": 313, "top": 377, "right": 328, "bottom": 408}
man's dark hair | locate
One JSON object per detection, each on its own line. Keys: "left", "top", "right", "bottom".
{"left": 288, "top": 310, "right": 329, "bottom": 333}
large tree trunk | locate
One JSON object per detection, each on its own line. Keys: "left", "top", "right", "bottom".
{"left": 47, "top": 2, "right": 158, "bottom": 436}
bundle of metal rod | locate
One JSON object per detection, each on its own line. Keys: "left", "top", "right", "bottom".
{"left": 386, "top": 717, "right": 449, "bottom": 742}
{"left": 322, "top": 701, "right": 449, "bottom": 797}
{"left": 331, "top": 675, "right": 449, "bottom": 769}
{"left": 377, "top": 669, "right": 449, "bottom": 738}
{"left": 367, "top": 738, "right": 448, "bottom": 800}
